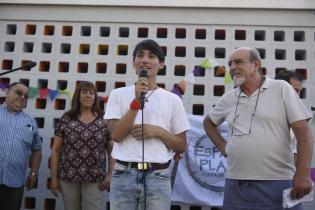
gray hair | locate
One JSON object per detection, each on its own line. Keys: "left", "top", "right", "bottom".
{"left": 249, "top": 48, "right": 261, "bottom": 62}
{"left": 233, "top": 47, "right": 261, "bottom": 62}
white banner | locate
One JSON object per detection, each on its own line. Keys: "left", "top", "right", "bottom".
{"left": 172, "top": 114, "right": 229, "bottom": 206}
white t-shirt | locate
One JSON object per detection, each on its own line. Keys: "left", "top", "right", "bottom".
{"left": 104, "top": 85, "right": 190, "bottom": 163}
{"left": 209, "top": 77, "right": 312, "bottom": 180}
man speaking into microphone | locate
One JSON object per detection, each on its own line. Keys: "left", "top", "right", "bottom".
{"left": 104, "top": 39, "right": 189, "bottom": 210}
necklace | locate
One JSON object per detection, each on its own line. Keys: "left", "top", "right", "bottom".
{"left": 145, "top": 86, "right": 159, "bottom": 102}
{"left": 231, "top": 77, "right": 263, "bottom": 136}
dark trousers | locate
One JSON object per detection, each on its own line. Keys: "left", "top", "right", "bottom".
{"left": 223, "top": 179, "right": 303, "bottom": 210}
{"left": 0, "top": 184, "right": 24, "bottom": 210}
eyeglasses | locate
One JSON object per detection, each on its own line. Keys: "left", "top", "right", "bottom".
{"left": 231, "top": 85, "right": 261, "bottom": 136}
{"left": 12, "top": 89, "right": 29, "bottom": 99}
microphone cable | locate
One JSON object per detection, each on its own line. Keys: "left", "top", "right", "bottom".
{"left": 141, "top": 106, "right": 147, "bottom": 210}
{"left": 138, "top": 69, "right": 148, "bottom": 210}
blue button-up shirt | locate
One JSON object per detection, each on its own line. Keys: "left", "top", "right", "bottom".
{"left": 0, "top": 103, "right": 42, "bottom": 187}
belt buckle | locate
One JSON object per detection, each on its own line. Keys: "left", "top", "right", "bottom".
{"left": 137, "top": 162, "right": 148, "bottom": 170}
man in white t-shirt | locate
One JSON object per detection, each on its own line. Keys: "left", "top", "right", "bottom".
{"left": 104, "top": 39, "right": 189, "bottom": 210}
{"left": 203, "top": 47, "right": 313, "bottom": 210}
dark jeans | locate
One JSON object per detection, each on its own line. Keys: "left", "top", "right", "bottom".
{"left": 223, "top": 179, "right": 303, "bottom": 210}
{"left": 0, "top": 184, "right": 24, "bottom": 210}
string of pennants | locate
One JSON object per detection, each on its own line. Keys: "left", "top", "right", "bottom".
{"left": 0, "top": 82, "right": 110, "bottom": 103}
{"left": 170, "top": 57, "right": 232, "bottom": 98}
{"left": 0, "top": 57, "right": 232, "bottom": 102}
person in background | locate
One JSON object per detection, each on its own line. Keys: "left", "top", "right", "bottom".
{"left": 0, "top": 82, "right": 42, "bottom": 210}
{"left": 50, "top": 81, "right": 113, "bottom": 210}
{"left": 104, "top": 39, "right": 189, "bottom": 210}
{"left": 275, "top": 69, "right": 303, "bottom": 97}
{"left": 275, "top": 69, "right": 304, "bottom": 164}
{"left": 203, "top": 47, "right": 313, "bottom": 210}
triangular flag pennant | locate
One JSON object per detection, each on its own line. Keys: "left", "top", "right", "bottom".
{"left": 171, "top": 85, "right": 182, "bottom": 98}
{"left": 102, "top": 96, "right": 109, "bottom": 103}
{"left": 215, "top": 66, "right": 226, "bottom": 77}
{"left": 178, "top": 80, "right": 186, "bottom": 94}
{"left": 212, "top": 58, "right": 219, "bottom": 67}
{"left": 200, "top": 58, "right": 212, "bottom": 69}
{"left": 224, "top": 71, "right": 233, "bottom": 85}
{"left": 28, "top": 87, "right": 38, "bottom": 99}
{"left": 48, "top": 89, "right": 59, "bottom": 100}
{"left": 39, "top": 88, "right": 49, "bottom": 99}
{"left": 311, "top": 168, "right": 315, "bottom": 182}
{"left": 200, "top": 57, "right": 219, "bottom": 69}
{"left": 0, "top": 83, "right": 9, "bottom": 90}
{"left": 58, "top": 89, "right": 67, "bottom": 95}
{"left": 58, "top": 89, "right": 72, "bottom": 97}
{"left": 193, "top": 66, "right": 203, "bottom": 76}
{"left": 184, "top": 72, "right": 196, "bottom": 84}
{"left": 98, "top": 96, "right": 109, "bottom": 103}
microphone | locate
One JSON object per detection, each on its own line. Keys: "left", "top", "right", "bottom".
{"left": 139, "top": 69, "right": 148, "bottom": 107}
{"left": 0, "top": 61, "right": 37, "bottom": 76}
{"left": 23, "top": 61, "right": 37, "bottom": 70}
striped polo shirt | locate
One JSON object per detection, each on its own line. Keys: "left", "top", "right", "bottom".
{"left": 0, "top": 103, "right": 42, "bottom": 187}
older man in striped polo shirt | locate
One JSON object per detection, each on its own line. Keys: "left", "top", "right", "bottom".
{"left": 0, "top": 82, "right": 42, "bottom": 210}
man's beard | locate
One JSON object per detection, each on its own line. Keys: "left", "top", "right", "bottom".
{"left": 233, "top": 76, "right": 245, "bottom": 87}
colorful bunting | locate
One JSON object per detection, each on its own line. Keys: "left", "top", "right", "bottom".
{"left": 224, "top": 71, "right": 233, "bottom": 85}
{"left": 28, "top": 87, "right": 38, "bottom": 99}
{"left": 184, "top": 72, "right": 196, "bottom": 84}
{"left": 58, "top": 89, "right": 72, "bottom": 97}
{"left": 98, "top": 96, "right": 109, "bottom": 103}
{"left": 200, "top": 57, "right": 219, "bottom": 69}
{"left": 39, "top": 88, "right": 49, "bottom": 99}
{"left": 48, "top": 89, "right": 59, "bottom": 101}
{"left": 0, "top": 83, "right": 9, "bottom": 90}
{"left": 193, "top": 66, "right": 203, "bottom": 76}
{"left": 200, "top": 58, "right": 211, "bottom": 69}
{"left": 311, "top": 168, "right": 315, "bottom": 182}
{"left": 171, "top": 85, "right": 183, "bottom": 98}
{"left": 214, "top": 66, "right": 226, "bottom": 77}
{"left": 0, "top": 83, "right": 111, "bottom": 104}
{"left": 1, "top": 54, "right": 222, "bottom": 104}
{"left": 171, "top": 79, "right": 186, "bottom": 98}
{"left": 178, "top": 80, "right": 186, "bottom": 94}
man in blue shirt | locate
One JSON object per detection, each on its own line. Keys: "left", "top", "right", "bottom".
{"left": 0, "top": 82, "right": 42, "bottom": 210}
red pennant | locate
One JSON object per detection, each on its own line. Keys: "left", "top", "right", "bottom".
{"left": 98, "top": 96, "right": 109, "bottom": 103}
{"left": 39, "top": 88, "right": 49, "bottom": 98}
{"left": 103, "top": 96, "right": 109, "bottom": 103}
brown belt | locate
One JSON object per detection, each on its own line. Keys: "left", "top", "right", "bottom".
{"left": 116, "top": 160, "right": 171, "bottom": 171}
